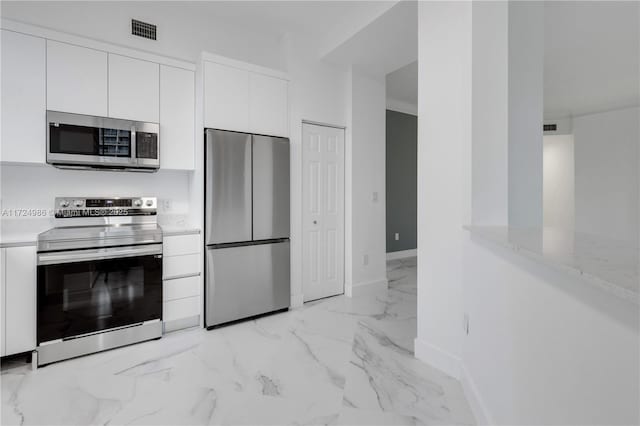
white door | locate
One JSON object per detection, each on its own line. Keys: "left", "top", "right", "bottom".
{"left": 302, "top": 123, "right": 345, "bottom": 302}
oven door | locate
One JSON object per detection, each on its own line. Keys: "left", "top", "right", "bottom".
{"left": 37, "top": 244, "right": 163, "bottom": 344}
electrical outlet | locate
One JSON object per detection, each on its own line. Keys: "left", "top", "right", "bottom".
{"left": 463, "top": 313, "right": 470, "bottom": 335}
{"left": 372, "top": 192, "right": 378, "bottom": 203}
{"left": 363, "top": 254, "right": 369, "bottom": 266}
{"left": 395, "top": 233, "right": 400, "bottom": 241}
{"left": 162, "top": 199, "right": 172, "bottom": 212}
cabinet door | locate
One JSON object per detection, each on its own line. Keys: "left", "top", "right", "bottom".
{"left": 204, "top": 61, "right": 249, "bottom": 132}
{"left": 108, "top": 54, "right": 159, "bottom": 122}
{"left": 249, "top": 73, "right": 288, "bottom": 137}
{"left": 1, "top": 30, "right": 46, "bottom": 164}
{"left": 5, "top": 246, "right": 36, "bottom": 356}
{"left": 47, "top": 40, "right": 108, "bottom": 116}
{"left": 160, "top": 65, "right": 195, "bottom": 169}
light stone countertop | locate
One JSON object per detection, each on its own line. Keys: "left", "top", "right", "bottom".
{"left": 157, "top": 214, "right": 201, "bottom": 237}
{"left": 465, "top": 225, "right": 639, "bottom": 305}
{"left": 0, "top": 218, "right": 53, "bottom": 248}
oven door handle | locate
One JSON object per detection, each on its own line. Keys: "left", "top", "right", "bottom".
{"left": 38, "top": 244, "right": 162, "bottom": 265}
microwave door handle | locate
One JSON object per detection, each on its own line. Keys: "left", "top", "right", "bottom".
{"left": 131, "top": 127, "right": 137, "bottom": 163}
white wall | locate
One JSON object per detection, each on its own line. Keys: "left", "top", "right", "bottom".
{"left": 346, "top": 68, "right": 387, "bottom": 293}
{"left": 508, "top": 1, "right": 544, "bottom": 228}
{"left": 471, "top": 1, "right": 508, "bottom": 226}
{"left": 463, "top": 239, "right": 639, "bottom": 425}
{"left": 415, "top": 0, "right": 472, "bottom": 377}
{"left": 543, "top": 134, "right": 575, "bottom": 230}
{"left": 418, "top": 3, "right": 640, "bottom": 424}
{"left": 0, "top": 164, "right": 191, "bottom": 228}
{"left": 0, "top": 1, "right": 285, "bottom": 70}
{"left": 284, "top": 35, "right": 350, "bottom": 306}
{"left": 574, "top": 107, "right": 639, "bottom": 244}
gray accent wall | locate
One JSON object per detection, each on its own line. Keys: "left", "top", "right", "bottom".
{"left": 386, "top": 109, "right": 417, "bottom": 252}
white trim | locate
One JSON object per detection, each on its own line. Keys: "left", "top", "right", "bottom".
{"left": 290, "top": 293, "right": 304, "bottom": 309}
{"left": 346, "top": 278, "right": 388, "bottom": 298}
{"left": 1, "top": 18, "right": 196, "bottom": 71}
{"left": 201, "top": 51, "right": 289, "bottom": 81}
{"left": 386, "top": 98, "right": 418, "bottom": 116}
{"left": 460, "top": 363, "right": 494, "bottom": 425}
{"left": 386, "top": 249, "right": 417, "bottom": 260}
{"left": 414, "top": 338, "right": 461, "bottom": 380}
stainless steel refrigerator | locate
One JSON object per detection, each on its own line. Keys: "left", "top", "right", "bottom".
{"left": 205, "top": 129, "right": 290, "bottom": 328}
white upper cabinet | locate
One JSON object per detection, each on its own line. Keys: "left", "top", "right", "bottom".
{"left": 1, "top": 30, "right": 46, "bottom": 164}
{"left": 108, "top": 54, "right": 159, "bottom": 123}
{"left": 204, "top": 61, "right": 249, "bottom": 132}
{"left": 3, "top": 246, "right": 37, "bottom": 356}
{"left": 203, "top": 59, "right": 288, "bottom": 137}
{"left": 47, "top": 40, "right": 108, "bottom": 116}
{"left": 160, "top": 65, "right": 195, "bottom": 170}
{"left": 249, "top": 73, "right": 288, "bottom": 137}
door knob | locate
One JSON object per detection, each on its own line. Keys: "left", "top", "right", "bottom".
{"left": 313, "top": 220, "right": 317, "bottom": 225}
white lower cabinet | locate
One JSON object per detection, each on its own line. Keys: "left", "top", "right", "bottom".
{"left": 162, "top": 234, "right": 201, "bottom": 332}
{"left": 1, "top": 246, "right": 37, "bottom": 357}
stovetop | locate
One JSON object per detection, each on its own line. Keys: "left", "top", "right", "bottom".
{"left": 38, "top": 196, "right": 162, "bottom": 252}
{"left": 38, "top": 223, "right": 163, "bottom": 252}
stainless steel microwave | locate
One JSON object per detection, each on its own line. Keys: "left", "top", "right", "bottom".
{"left": 46, "top": 111, "right": 160, "bottom": 172}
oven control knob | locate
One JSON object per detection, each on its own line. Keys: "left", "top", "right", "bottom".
{"left": 134, "top": 199, "right": 143, "bottom": 207}
{"left": 59, "top": 199, "right": 69, "bottom": 208}
{"left": 73, "top": 199, "right": 84, "bottom": 208}
{"left": 145, "top": 199, "right": 153, "bottom": 207}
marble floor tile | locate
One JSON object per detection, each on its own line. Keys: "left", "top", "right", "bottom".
{"left": 1, "top": 256, "right": 475, "bottom": 426}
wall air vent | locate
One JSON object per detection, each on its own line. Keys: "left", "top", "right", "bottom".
{"left": 543, "top": 124, "right": 557, "bottom": 132}
{"left": 131, "top": 19, "right": 156, "bottom": 40}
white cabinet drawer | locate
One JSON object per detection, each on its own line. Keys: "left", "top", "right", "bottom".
{"left": 163, "top": 254, "right": 200, "bottom": 279}
{"left": 164, "top": 296, "right": 200, "bottom": 322}
{"left": 163, "top": 275, "right": 200, "bottom": 301}
{"left": 163, "top": 234, "right": 200, "bottom": 257}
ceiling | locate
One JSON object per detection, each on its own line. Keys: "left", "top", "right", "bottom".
{"left": 386, "top": 61, "right": 418, "bottom": 106}
{"left": 381, "top": 2, "right": 640, "bottom": 117}
{"left": 544, "top": 1, "right": 639, "bottom": 118}
{"left": 185, "top": 1, "right": 396, "bottom": 49}
{"left": 323, "top": 1, "right": 417, "bottom": 77}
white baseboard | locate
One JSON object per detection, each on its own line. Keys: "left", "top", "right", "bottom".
{"left": 346, "top": 278, "right": 388, "bottom": 297}
{"left": 460, "top": 364, "right": 493, "bottom": 425}
{"left": 414, "top": 338, "right": 461, "bottom": 380}
{"left": 386, "top": 249, "right": 417, "bottom": 260}
{"left": 290, "top": 293, "right": 304, "bottom": 309}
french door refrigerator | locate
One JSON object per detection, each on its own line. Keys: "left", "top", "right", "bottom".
{"left": 205, "top": 129, "right": 290, "bottom": 328}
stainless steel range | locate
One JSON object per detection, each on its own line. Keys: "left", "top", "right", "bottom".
{"left": 35, "top": 197, "right": 163, "bottom": 367}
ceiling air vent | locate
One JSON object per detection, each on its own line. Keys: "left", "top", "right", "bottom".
{"left": 131, "top": 19, "right": 156, "bottom": 40}
{"left": 543, "top": 124, "right": 557, "bottom": 132}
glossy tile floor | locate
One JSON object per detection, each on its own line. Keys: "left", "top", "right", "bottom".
{"left": 1, "top": 257, "right": 475, "bottom": 425}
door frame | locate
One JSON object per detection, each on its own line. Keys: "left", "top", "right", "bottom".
{"left": 300, "top": 120, "right": 347, "bottom": 303}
